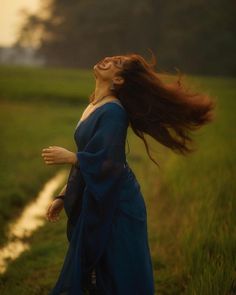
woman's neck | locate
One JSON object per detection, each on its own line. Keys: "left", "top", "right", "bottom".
{"left": 94, "top": 79, "right": 113, "bottom": 101}
{"left": 91, "top": 95, "right": 120, "bottom": 107}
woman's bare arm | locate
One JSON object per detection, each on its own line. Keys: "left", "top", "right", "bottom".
{"left": 41, "top": 146, "right": 77, "bottom": 165}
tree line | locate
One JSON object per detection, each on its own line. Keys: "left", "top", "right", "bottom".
{"left": 16, "top": 0, "right": 236, "bottom": 76}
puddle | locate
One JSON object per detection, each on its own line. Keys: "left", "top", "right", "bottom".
{"left": 0, "top": 170, "right": 67, "bottom": 274}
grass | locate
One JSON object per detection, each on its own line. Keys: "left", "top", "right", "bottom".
{"left": 0, "top": 65, "right": 93, "bottom": 103}
{"left": 0, "top": 65, "right": 235, "bottom": 294}
{"left": 0, "top": 100, "right": 85, "bottom": 246}
{"left": 148, "top": 76, "right": 236, "bottom": 294}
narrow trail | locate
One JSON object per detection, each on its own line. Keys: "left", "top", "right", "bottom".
{"left": 0, "top": 170, "right": 67, "bottom": 274}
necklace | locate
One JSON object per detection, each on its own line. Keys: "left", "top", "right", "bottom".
{"left": 91, "top": 94, "right": 114, "bottom": 105}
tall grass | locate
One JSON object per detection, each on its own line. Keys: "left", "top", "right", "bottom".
{"left": 148, "top": 76, "right": 236, "bottom": 294}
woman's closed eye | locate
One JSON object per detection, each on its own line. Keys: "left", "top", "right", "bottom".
{"left": 113, "top": 58, "right": 123, "bottom": 69}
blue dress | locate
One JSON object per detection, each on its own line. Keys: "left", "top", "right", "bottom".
{"left": 49, "top": 102, "right": 155, "bottom": 295}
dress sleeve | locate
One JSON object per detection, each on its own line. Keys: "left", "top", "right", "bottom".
{"left": 63, "top": 165, "right": 85, "bottom": 242}
{"left": 76, "top": 106, "right": 129, "bottom": 275}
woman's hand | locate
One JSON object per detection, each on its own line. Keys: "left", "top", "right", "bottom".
{"left": 41, "top": 146, "right": 77, "bottom": 165}
{"left": 46, "top": 199, "right": 64, "bottom": 222}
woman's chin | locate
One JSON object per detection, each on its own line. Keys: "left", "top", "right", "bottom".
{"left": 93, "top": 66, "right": 103, "bottom": 79}
{"left": 93, "top": 64, "right": 101, "bottom": 73}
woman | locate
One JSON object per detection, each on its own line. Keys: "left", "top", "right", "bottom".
{"left": 42, "top": 53, "right": 215, "bottom": 295}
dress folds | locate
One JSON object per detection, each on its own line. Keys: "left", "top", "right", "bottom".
{"left": 49, "top": 102, "right": 155, "bottom": 295}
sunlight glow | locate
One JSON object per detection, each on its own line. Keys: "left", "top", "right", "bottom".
{"left": 0, "top": 0, "right": 40, "bottom": 46}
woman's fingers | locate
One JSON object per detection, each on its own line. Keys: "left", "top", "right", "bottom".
{"left": 42, "top": 154, "right": 53, "bottom": 160}
{"left": 42, "top": 147, "right": 57, "bottom": 157}
{"left": 42, "top": 147, "right": 53, "bottom": 152}
{"left": 42, "top": 150, "right": 54, "bottom": 157}
{"left": 48, "top": 213, "right": 59, "bottom": 222}
{"left": 46, "top": 203, "right": 60, "bottom": 222}
{"left": 44, "top": 159, "right": 59, "bottom": 165}
{"left": 48, "top": 199, "right": 63, "bottom": 217}
{"left": 42, "top": 147, "right": 60, "bottom": 165}
{"left": 43, "top": 157, "right": 54, "bottom": 161}
{"left": 42, "top": 152, "right": 54, "bottom": 157}
{"left": 46, "top": 203, "right": 58, "bottom": 218}
{"left": 42, "top": 146, "right": 65, "bottom": 165}
{"left": 42, "top": 146, "right": 59, "bottom": 153}
{"left": 42, "top": 151, "right": 57, "bottom": 165}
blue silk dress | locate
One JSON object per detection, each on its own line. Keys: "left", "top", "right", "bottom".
{"left": 49, "top": 101, "right": 155, "bottom": 295}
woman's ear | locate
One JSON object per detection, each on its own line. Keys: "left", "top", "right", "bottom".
{"left": 113, "top": 76, "right": 125, "bottom": 86}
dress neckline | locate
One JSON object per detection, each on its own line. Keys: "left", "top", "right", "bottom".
{"left": 75, "top": 101, "right": 124, "bottom": 130}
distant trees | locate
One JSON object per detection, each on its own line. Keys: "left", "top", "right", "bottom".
{"left": 16, "top": 0, "right": 236, "bottom": 76}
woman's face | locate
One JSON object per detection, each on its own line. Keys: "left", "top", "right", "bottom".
{"left": 93, "top": 55, "right": 128, "bottom": 81}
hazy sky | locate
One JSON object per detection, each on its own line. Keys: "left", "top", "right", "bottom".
{"left": 0, "top": 0, "right": 40, "bottom": 46}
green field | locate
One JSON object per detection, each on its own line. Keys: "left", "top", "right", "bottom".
{"left": 0, "top": 65, "right": 235, "bottom": 294}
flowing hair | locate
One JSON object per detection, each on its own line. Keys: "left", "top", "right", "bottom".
{"left": 91, "top": 52, "right": 216, "bottom": 167}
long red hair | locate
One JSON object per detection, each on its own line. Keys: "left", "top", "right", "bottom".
{"left": 92, "top": 52, "right": 216, "bottom": 167}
